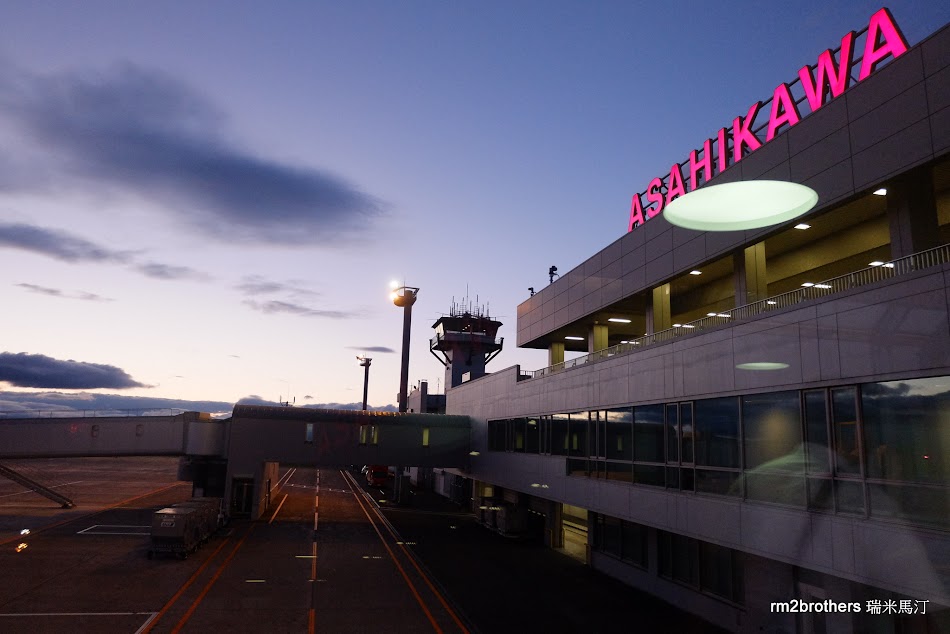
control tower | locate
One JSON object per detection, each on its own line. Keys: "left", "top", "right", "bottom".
{"left": 430, "top": 299, "right": 503, "bottom": 389}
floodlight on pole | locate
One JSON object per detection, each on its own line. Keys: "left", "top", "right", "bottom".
{"left": 390, "top": 285, "right": 419, "bottom": 413}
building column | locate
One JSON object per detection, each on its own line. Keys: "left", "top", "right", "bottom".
{"left": 887, "top": 166, "right": 939, "bottom": 259}
{"left": 648, "top": 283, "right": 671, "bottom": 333}
{"left": 588, "top": 324, "right": 608, "bottom": 353}
{"left": 548, "top": 341, "right": 565, "bottom": 366}
{"left": 735, "top": 242, "right": 767, "bottom": 306}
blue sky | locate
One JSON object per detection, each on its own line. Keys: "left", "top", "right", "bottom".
{"left": 0, "top": 1, "right": 947, "bottom": 411}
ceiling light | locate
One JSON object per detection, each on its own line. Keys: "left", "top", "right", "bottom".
{"left": 801, "top": 282, "right": 815, "bottom": 287}
{"left": 689, "top": 270, "right": 702, "bottom": 275}
{"left": 672, "top": 323, "right": 682, "bottom": 327}
{"left": 716, "top": 313, "right": 730, "bottom": 318}
{"left": 794, "top": 223, "right": 810, "bottom": 230}
{"left": 663, "top": 181, "right": 818, "bottom": 231}
{"left": 707, "top": 312, "right": 717, "bottom": 317}
{"left": 565, "top": 336, "right": 584, "bottom": 341}
{"left": 608, "top": 318, "right": 631, "bottom": 323}
{"left": 681, "top": 324, "right": 695, "bottom": 329}
{"left": 814, "top": 284, "right": 831, "bottom": 289}
{"left": 883, "top": 263, "right": 894, "bottom": 268}
{"left": 873, "top": 188, "right": 887, "bottom": 196}
{"left": 736, "top": 362, "right": 790, "bottom": 371}
{"left": 869, "top": 261, "right": 884, "bottom": 266}
{"left": 767, "top": 301, "right": 777, "bottom": 305}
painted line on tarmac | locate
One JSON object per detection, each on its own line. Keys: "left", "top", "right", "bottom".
{"left": 170, "top": 524, "right": 257, "bottom": 633}
{"left": 0, "top": 480, "right": 84, "bottom": 499}
{"left": 341, "top": 470, "right": 444, "bottom": 634}
{"left": 0, "top": 611, "right": 157, "bottom": 617}
{"left": 268, "top": 494, "right": 289, "bottom": 525}
{"left": 0, "top": 481, "right": 187, "bottom": 546}
{"left": 140, "top": 532, "right": 235, "bottom": 634}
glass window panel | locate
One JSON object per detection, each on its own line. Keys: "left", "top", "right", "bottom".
{"left": 592, "top": 411, "right": 606, "bottom": 458}
{"left": 700, "top": 541, "right": 735, "bottom": 601}
{"left": 634, "top": 464, "right": 665, "bottom": 487}
{"left": 694, "top": 397, "right": 740, "bottom": 468}
{"left": 666, "top": 404, "right": 679, "bottom": 463}
{"left": 861, "top": 378, "right": 950, "bottom": 484}
{"left": 552, "top": 414, "right": 570, "bottom": 456}
{"left": 602, "top": 515, "right": 621, "bottom": 557}
{"left": 695, "top": 469, "right": 741, "bottom": 496}
{"left": 807, "top": 477, "right": 834, "bottom": 511}
{"left": 634, "top": 404, "right": 664, "bottom": 462}
{"left": 672, "top": 534, "right": 699, "bottom": 586}
{"left": 868, "top": 482, "right": 949, "bottom": 529}
{"left": 606, "top": 408, "right": 633, "bottom": 460}
{"left": 606, "top": 461, "right": 633, "bottom": 483}
{"left": 666, "top": 466, "right": 680, "bottom": 490}
{"left": 745, "top": 472, "right": 805, "bottom": 507}
{"left": 525, "top": 418, "right": 540, "bottom": 453}
{"left": 681, "top": 403, "right": 694, "bottom": 464}
{"left": 742, "top": 391, "right": 802, "bottom": 471}
{"left": 835, "top": 479, "right": 865, "bottom": 514}
{"left": 832, "top": 388, "right": 861, "bottom": 475}
{"left": 804, "top": 390, "right": 831, "bottom": 473}
{"left": 657, "top": 531, "right": 672, "bottom": 578}
{"left": 540, "top": 417, "right": 551, "bottom": 454}
{"left": 621, "top": 521, "right": 647, "bottom": 567}
{"left": 569, "top": 412, "right": 588, "bottom": 457}
{"left": 681, "top": 467, "right": 695, "bottom": 492}
{"left": 567, "top": 458, "right": 588, "bottom": 477}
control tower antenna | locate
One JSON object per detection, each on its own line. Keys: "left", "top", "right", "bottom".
{"left": 431, "top": 293, "right": 503, "bottom": 389}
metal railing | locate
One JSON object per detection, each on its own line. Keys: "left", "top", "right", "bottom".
{"left": 527, "top": 244, "right": 950, "bottom": 379}
{"left": 0, "top": 408, "right": 188, "bottom": 420}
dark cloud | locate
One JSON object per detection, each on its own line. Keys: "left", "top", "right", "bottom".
{"left": 236, "top": 275, "right": 319, "bottom": 297}
{"left": 0, "top": 390, "right": 233, "bottom": 416}
{"left": 0, "top": 222, "right": 131, "bottom": 263}
{"left": 1, "top": 64, "right": 385, "bottom": 244}
{"left": 346, "top": 346, "right": 396, "bottom": 353}
{"left": 0, "top": 352, "right": 146, "bottom": 389}
{"left": 136, "top": 262, "right": 208, "bottom": 281}
{"left": 243, "top": 299, "right": 356, "bottom": 320}
{"left": 16, "top": 282, "right": 112, "bottom": 302}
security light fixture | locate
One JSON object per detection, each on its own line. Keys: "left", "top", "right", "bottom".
{"left": 663, "top": 180, "right": 818, "bottom": 231}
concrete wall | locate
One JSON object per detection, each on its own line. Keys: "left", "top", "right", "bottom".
{"left": 517, "top": 21, "right": 950, "bottom": 348}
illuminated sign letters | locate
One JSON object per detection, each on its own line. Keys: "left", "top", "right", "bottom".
{"left": 627, "top": 8, "right": 908, "bottom": 232}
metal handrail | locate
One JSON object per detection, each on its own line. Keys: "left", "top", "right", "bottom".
{"left": 528, "top": 244, "right": 950, "bottom": 379}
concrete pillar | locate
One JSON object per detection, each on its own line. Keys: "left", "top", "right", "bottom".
{"left": 649, "top": 283, "right": 671, "bottom": 332}
{"left": 887, "top": 166, "right": 939, "bottom": 259}
{"left": 548, "top": 341, "right": 565, "bottom": 366}
{"left": 588, "top": 324, "right": 608, "bottom": 353}
{"left": 735, "top": 242, "right": 767, "bottom": 306}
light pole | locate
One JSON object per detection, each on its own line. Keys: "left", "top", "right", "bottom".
{"left": 389, "top": 283, "right": 419, "bottom": 413}
{"left": 357, "top": 356, "right": 372, "bottom": 411}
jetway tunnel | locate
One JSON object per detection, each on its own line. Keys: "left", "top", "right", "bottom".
{"left": 0, "top": 406, "right": 473, "bottom": 518}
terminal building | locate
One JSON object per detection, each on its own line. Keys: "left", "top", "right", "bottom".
{"left": 441, "top": 9, "right": 950, "bottom": 634}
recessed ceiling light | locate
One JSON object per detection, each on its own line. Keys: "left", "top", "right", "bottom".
{"left": 883, "top": 263, "right": 894, "bottom": 268}
{"left": 565, "top": 336, "right": 584, "bottom": 341}
{"left": 681, "top": 324, "right": 695, "bottom": 329}
{"left": 689, "top": 270, "right": 702, "bottom": 275}
{"left": 736, "top": 362, "right": 790, "bottom": 371}
{"left": 663, "top": 181, "right": 818, "bottom": 231}
{"left": 716, "top": 313, "right": 730, "bottom": 318}
{"left": 794, "top": 223, "right": 810, "bottom": 230}
{"left": 707, "top": 312, "right": 717, "bottom": 317}
{"left": 801, "top": 282, "right": 815, "bottom": 287}
{"left": 608, "top": 318, "right": 631, "bottom": 323}
{"left": 767, "top": 301, "right": 777, "bottom": 305}
{"left": 672, "top": 323, "right": 682, "bottom": 327}
{"left": 814, "top": 284, "right": 831, "bottom": 289}
{"left": 869, "top": 261, "right": 884, "bottom": 266}
{"left": 873, "top": 188, "right": 887, "bottom": 196}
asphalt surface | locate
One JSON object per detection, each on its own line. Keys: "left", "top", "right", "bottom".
{"left": 0, "top": 457, "right": 725, "bottom": 633}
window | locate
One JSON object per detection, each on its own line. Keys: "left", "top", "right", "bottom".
{"left": 694, "top": 397, "right": 740, "bottom": 468}
{"left": 422, "top": 427, "right": 429, "bottom": 448}
{"left": 832, "top": 388, "right": 861, "bottom": 475}
{"left": 803, "top": 390, "right": 831, "bottom": 473}
{"left": 742, "top": 391, "right": 804, "bottom": 507}
{"left": 525, "top": 418, "right": 540, "bottom": 453}
{"left": 605, "top": 408, "right": 632, "bottom": 460}
{"left": 634, "top": 404, "right": 664, "bottom": 462}
{"left": 569, "top": 412, "right": 588, "bottom": 457}
{"left": 305, "top": 423, "right": 314, "bottom": 444}
{"left": 552, "top": 414, "right": 570, "bottom": 456}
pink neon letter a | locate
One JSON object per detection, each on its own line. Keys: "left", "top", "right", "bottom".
{"left": 798, "top": 31, "right": 854, "bottom": 112}
{"left": 859, "top": 8, "right": 908, "bottom": 81}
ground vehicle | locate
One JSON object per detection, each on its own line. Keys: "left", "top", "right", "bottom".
{"left": 148, "top": 498, "right": 222, "bottom": 559}
{"left": 365, "top": 465, "right": 388, "bottom": 486}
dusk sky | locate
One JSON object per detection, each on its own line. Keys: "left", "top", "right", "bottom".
{"left": 1, "top": 1, "right": 947, "bottom": 412}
